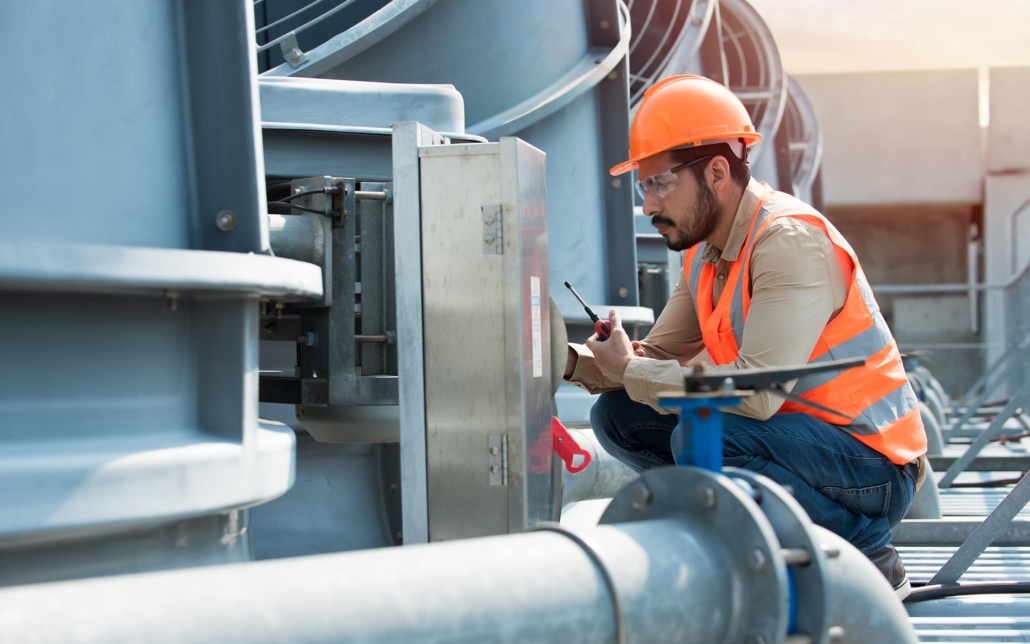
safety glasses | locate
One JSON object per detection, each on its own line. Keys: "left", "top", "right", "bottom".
{"left": 634, "top": 156, "right": 713, "bottom": 201}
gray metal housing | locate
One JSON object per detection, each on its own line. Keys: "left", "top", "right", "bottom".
{"left": 0, "top": 0, "right": 321, "bottom": 585}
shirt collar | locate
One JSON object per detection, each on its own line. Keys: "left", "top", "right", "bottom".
{"left": 700, "top": 178, "right": 766, "bottom": 265}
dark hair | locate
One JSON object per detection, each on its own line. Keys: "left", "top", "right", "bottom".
{"left": 668, "top": 142, "right": 751, "bottom": 189}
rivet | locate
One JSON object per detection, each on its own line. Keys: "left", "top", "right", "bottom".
{"left": 165, "top": 290, "right": 180, "bottom": 311}
{"left": 630, "top": 482, "right": 653, "bottom": 510}
{"left": 618, "top": 286, "right": 629, "bottom": 298}
{"left": 489, "top": 446, "right": 500, "bottom": 456}
{"left": 747, "top": 548, "right": 769, "bottom": 574}
{"left": 215, "top": 209, "right": 238, "bottom": 232}
{"left": 696, "top": 485, "right": 717, "bottom": 509}
{"left": 611, "top": 178, "right": 623, "bottom": 189}
{"left": 599, "top": 19, "right": 610, "bottom": 29}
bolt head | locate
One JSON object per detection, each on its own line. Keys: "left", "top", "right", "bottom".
{"left": 630, "top": 482, "right": 653, "bottom": 511}
{"left": 611, "top": 178, "right": 623, "bottom": 189}
{"left": 599, "top": 19, "right": 610, "bottom": 29}
{"left": 288, "top": 47, "right": 303, "bottom": 62}
{"left": 618, "top": 286, "right": 630, "bottom": 298}
{"left": 489, "top": 446, "right": 500, "bottom": 456}
{"left": 215, "top": 209, "right": 238, "bottom": 232}
{"left": 747, "top": 548, "right": 769, "bottom": 574}
{"left": 696, "top": 485, "right": 717, "bottom": 509}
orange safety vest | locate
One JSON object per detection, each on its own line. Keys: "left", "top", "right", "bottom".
{"left": 683, "top": 185, "right": 927, "bottom": 465}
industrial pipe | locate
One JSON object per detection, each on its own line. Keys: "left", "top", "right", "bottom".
{"left": 0, "top": 519, "right": 734, "bottom": 643}
{"left": 816, "top": 527, "right": 920, "bottom": 643}
{"left": 562, "top": 428, "right": 638, "bottom": 505}
{"left": 0, "top": 466, "right": 919, "bottom": 644}
{"left": 268, "top": 213, "right": 327, "bottom": 266}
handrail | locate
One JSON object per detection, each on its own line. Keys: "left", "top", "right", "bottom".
{"left": 257, "top": 0, "right": 361, "bottom": 53}
{"left": 872, "top": 256, "right": 1030, "bottom": 295}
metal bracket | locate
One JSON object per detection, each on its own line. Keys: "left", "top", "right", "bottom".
{"left": 279, "top": 33, "right": 308, "bottom": 69}
{"left": 488, "top": 434, "right": 508, "bottom": 485}
{"left": 482, "top": 205, "right": 503, "bottom": 255}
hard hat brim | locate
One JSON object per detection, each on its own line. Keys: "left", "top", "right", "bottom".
{"left": 609, "top": 131, "right": 764, "bottom": 177}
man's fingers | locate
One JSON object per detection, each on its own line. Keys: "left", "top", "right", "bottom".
{"left": 609, "top": 308, "right": 622, "bottom": 330}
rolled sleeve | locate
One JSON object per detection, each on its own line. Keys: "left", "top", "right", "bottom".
{"left": 623, "top": 357, "right": 685, "bottom": 414}
{"left": 564, "top": 343, "right": 624, "bottom": 394}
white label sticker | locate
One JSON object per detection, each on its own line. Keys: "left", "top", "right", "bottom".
{"left": 531, "top": 276, "right": 543, "bottom": 378}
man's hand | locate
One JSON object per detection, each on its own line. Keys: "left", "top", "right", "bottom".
{"left": 585, "top": 309, "right": 636, "bottom": 385}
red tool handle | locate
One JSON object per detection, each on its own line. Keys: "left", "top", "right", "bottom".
{"left": 552, "top": 417, "right": 592, "bottom": 474}
{"left": 594, "top": 320, "right": 611, "bottom": 341}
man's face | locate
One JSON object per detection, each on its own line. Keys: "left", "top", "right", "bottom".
{"left": 638, "top": 152, "right": 720, "bottom": 252}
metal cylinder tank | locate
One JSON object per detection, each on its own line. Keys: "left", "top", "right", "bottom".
{"left": 0, "top": 0, "right": 321, "bottom": 585}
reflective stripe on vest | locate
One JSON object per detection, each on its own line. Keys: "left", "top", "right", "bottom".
{"left": 684, "top": 185, "right": 927, "bottom": 465}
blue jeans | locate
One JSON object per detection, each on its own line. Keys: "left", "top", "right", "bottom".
{"left": 590, "top": 390, "right": 916, "bottom": 554}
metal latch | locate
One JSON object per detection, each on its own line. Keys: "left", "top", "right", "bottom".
{"left": 488, "top": 434, "right": 508, "bottom": 486}
{"left": 482, "top": 205, "right": 503, "bottom": 255}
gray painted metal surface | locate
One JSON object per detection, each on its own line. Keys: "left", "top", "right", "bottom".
{"left": 0, "top": 0, "right": 318, "bottom": 585}
{"left": 250, "top": 434, "right": 399, "bottom": 557}
{"left": 272, "top": 0, "right": 640, "bottom": 319}
{"left": 259, "top": 76, "right": 465, "bottom": 134}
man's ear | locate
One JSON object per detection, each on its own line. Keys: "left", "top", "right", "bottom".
{"left": 708, "top": 156, "right": 732, "bottom": 194}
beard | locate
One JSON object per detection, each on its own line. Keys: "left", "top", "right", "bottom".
{"left": 652, "top": 179, "right": 720, "bottom": 252}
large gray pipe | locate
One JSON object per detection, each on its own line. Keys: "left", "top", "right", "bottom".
{"left": 0, "top": 467, "right": 920, "bottom": 643}
{"left": 268, "top": 213, "right": 327, "bottom": 266}
{"left": 817, "top": 527, "right": 920, "bottom": 644}
{"left": 0, "top": 519, "right": 733, "bottom": 643}
{"left": 562, "top": 427, "right": 638, "bottom": 504}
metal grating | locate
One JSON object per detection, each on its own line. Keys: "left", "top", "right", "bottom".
{"left": 627, "top": 0, "right": 714, "bottom": 105}
{"left": 717, "top": 0, "right": 787, "bottom": 158}
{"left": 908, "top": 595, "right": 1030, "bottom": 642}
{"left": 900, "top": 547, "right": 1030, "bottom": 584}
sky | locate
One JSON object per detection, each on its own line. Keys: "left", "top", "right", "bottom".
{"left": 745, "top": 0, "right": 1030, "bottom": 75}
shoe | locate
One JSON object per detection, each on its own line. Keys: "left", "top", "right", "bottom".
{"left": 867, "top": 544, "right": 911, "bottom": 599}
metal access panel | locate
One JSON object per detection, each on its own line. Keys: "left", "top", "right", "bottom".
{"left": 418, "top": 138, "right": 553, "bottom": 540}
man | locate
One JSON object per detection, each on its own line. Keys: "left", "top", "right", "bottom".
{"left": 564, "top": 75, "right": 927, "bottom": 598}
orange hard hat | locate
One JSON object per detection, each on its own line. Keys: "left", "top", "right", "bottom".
{"left": 610, "top": 75, "right": 762, "bottom": 176}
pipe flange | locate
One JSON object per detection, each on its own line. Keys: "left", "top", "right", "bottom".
{"left": 727, "top": 468, "right": 833, "bottom": 644}
{"left": 600, "top": 467, "right": 789, "bottom": 644}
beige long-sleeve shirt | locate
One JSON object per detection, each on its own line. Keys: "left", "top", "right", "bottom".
{"left": 566, "top": 178, "right": 850, "bottom": 420}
